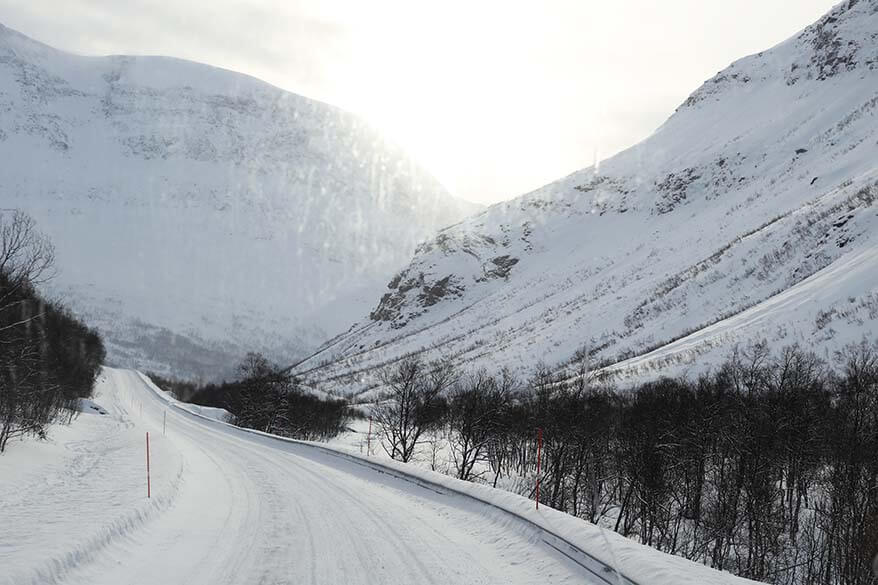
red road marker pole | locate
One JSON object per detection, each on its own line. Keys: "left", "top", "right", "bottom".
{"left": 366, "top": 416, "right": 372, "bottom": 456}
{"left": 535, "top": 427, "right": 542, "bottom": 510}
{"left": 146, "top": 431, "right": 151, "bottom": 499}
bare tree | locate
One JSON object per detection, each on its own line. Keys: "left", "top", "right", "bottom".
{"left": 0, "top": 211, "right": 55, "bottom": 338}
{"left": 373, "top": 358, "right": 453, "bottom": 462}
{"left": 0, "top": 211, "right": 103, "bottom": 453}
{"left": 0, "top": 210, "right": 55, "bottom": 292}
{"left": 485, "top": 369, "right": 519, "bottom": 487}
{"left": 447, "top": 369, "right": 507, "bottom": 481}
{"left": 234, "top": 353, "right": 292, "bottom": 434}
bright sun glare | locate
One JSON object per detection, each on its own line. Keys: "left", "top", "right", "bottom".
{"left": 0, "top": 0, "right": 840, "bottom": 204}
{"left": 316, "top": 0, "right": 837, "bottom": 204}
{"left": 331, "top": 2, "right": 592, "bottom": 203}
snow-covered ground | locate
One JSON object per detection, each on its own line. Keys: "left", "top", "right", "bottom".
{"left": 0, "top": 368, "right": 763, "bottom": 585}
{"left": 604, "top": 243, "right": 878, "bottom": 380}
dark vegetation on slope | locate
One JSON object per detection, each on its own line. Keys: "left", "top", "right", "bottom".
{"left": 371, "top": 341, "right": 878, "bottom": 585}
{"left": 150, "top": 353, "right": 352, "bottom": 441}
{"left": 149, "top": 308, "right": 878, "bottom": 583}
{"left": 155, "top": 336, "right": 878, "bottom": 583}
{"left": 0, "top": 211, "right": 105, "bottom": 452}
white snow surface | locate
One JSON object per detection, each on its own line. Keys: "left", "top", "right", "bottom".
{"left": 74, "top": 397, "right": 109, "bottom": 416}
{"left": 294, "top": 0, "right": 878, "bottom": 394}
{"left": 0, "top": 24, "right": 477, "bottom": 380}
{"left": 0, "top": 367, "right": 763, "bottom": 585}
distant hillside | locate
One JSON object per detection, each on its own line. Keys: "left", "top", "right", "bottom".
{"left": 0, "top": 23, "right": 478, "bottom": 379}
{"left": 294, "top": 0, "right": 878, "bottom": 395}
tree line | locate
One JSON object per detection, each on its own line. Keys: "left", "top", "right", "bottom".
{"left": 141, "top": 257, "right": 877, "bottom": 585}
{"left": 371, "top": 342, "right": 878, "bottom": 585}
{"left": 0, "top": 211, "right": 105, "bottom": 452}
{"left": 154, "top": 352, "right": 352, "bottom": 441}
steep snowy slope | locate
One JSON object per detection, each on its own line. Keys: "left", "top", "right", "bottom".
{"left": 0, "top": 24, "right": 477, "bottom": 379}
{"left": 295, "top": 0, "right": 878, "bottom": 394}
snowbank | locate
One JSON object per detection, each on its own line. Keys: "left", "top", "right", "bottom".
{"left": 76, "top": 397, "right": 109, "bottom": 415}
{"left": 137, "top": 377, "right": 231, "bottom": 423}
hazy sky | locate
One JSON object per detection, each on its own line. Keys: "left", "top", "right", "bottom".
{"left": 0, "top": 0, "right": 837, "bottom": 204}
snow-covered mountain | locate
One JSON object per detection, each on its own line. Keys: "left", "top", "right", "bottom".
{"left": 295, "top": 0, "right": 878, "bottom": 395}
{"left": 0, "top": 24, "right": 477, "bottom": 379}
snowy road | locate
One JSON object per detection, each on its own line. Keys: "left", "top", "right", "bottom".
{"left": 1, "top": 368, "right": 599, "bottom": 585}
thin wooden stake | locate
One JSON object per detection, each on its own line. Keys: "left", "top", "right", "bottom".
{"left": 146, "top": 431, "right": 151, "bottom": 499}
{"left": 536, "top": 427, "right": 542, "bottom": 510}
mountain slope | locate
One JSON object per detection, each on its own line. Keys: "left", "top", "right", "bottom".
{"left": 0, "top": 24, "right": 477, "bottom": 379}
{"left": 294, "top": 0, "right": 878, "bottom": 394}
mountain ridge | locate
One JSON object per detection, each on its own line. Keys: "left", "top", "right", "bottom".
{"left": 0, "top": 23, "right": 479, "bottom": 379}
{"left": 292, "top": 0, "right": 878, "bottom": 395}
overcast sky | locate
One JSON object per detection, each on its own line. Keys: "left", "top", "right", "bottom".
{"left": 0, "top": 0, "right": 838, "bottom": 204}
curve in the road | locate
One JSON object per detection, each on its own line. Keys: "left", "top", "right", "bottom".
{"left": 7, "top": 367, "right": 601, "bottom": 585}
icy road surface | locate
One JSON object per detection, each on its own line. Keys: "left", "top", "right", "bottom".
{"left": 0, "top": 368, "right": 598, "bottom": 585}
